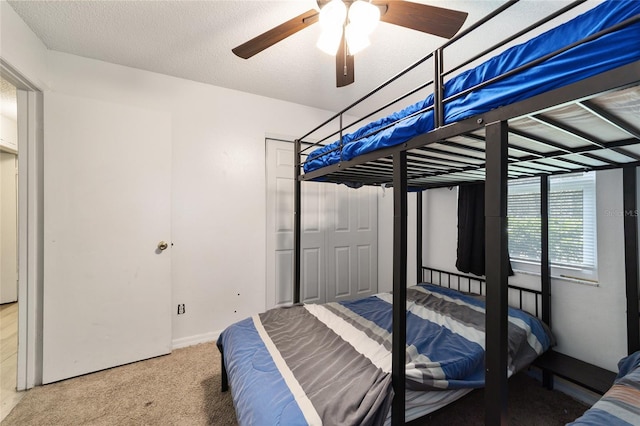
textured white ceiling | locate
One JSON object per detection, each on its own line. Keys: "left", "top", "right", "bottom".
{"left": 7, "top": 0, "right": 598, "bottom": 115}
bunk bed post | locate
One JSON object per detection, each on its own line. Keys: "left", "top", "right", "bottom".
{"left": 623, "top": 166, "right": 640, "bottom": 354}
{"left": 392, "top": 151, "right": 408, "bottom": 426}
{"left": 294, "top": 139, "right": 302, "bottom": 304}
{"left": 417, "top": 191, "right": 423, "bottom": 284}
{"left": 540, "top": 175, "right": 554, "bottom": 389}
{"left": 434, "top": 48, "right": 444, "bottom": 128}
{"left": 484, "top": 120, "right": 509, "bottom": 426}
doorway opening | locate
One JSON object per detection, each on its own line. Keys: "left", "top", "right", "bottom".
{"left": 0, "top": 58, "right": 44, "bottom": 420}
{"left": 0, "top": 71, "right": 22, "bottom": 421}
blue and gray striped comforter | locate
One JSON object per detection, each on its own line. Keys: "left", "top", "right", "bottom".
{"left": 218, "top": 283, "right": 554, "bottom": 425}
{"left": 568, "top": 351, "right": 640, "bottom": 426}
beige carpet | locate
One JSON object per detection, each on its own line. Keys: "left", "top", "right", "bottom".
{"left": 2, "top": 340, "right": 591, "bottom": 425}
{"left": 2, "top": 342, "right": 237, "bottom": 426}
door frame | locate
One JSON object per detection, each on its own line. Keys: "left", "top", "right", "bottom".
{"left": 1, "top": 58, "right": 44, "bottom": 390}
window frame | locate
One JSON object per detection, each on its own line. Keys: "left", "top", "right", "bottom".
{"left": 507, "top": 172, "right": 598, "bottom": 282}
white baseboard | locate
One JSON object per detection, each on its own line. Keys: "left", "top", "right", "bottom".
{"left": 172, "top": 331, "right": 221, "bottom": 350}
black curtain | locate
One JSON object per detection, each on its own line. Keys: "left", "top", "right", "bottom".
{"left": 456, "top": 183, "right": 513, "bottom": 277}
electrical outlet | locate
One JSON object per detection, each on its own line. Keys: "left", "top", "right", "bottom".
{"left": 177, "top": 304, "right": 186, "bottom": 315}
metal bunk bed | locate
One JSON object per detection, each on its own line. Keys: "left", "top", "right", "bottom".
{"left": 293, "top": 1, "right": 640, "bottom": 424}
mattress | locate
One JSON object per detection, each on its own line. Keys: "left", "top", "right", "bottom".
{"left": 568, "top": 351, "right": 640, "bottom": 426}
{"left": 217, "top": 283, "right": 554, "bottom": 425}
{"left": 303, "top": 0, "right": 640, "bottom": 174}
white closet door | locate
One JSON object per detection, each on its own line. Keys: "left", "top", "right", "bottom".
{"left": 42, "top": 92, "right": 172, "bottom": 384}
{"left": 325, "top": 184, "right": 378, "bottom": 302}
{"left": 299, "top": 180, "right": 326, "bottom": 304}
{"left": 266, "top": 139, "right": 377, "bottom": 308}
{"left": 265, "top": 140, "right": 295, "bottom": 307}
{"left": 266, "top": 140, "right": 325, "bottom": 307}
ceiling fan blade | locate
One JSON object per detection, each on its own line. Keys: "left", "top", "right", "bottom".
{"left": 232, "top": 9, "right": 319, "bottom": 59}
{"left": 376, "top": 1, "right": 468, "bottom": 39}
{"left": 336, "top": 33, "right": 355, "bottom": 87}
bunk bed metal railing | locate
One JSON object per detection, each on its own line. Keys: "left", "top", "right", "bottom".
{"left": 439, "top": 13, "right": 640, "bottom": 112}
{"left": 439, "top": 1, "right": 585, "bottom": 80}
{"left": 296, "top": 1, "right": 640, "bottom": 190}
{"left": 296, "top": 0, "right": 521, "bottom": 162}
{"left": 422, "top": 266, "right": 544, "bottom": 319}
{"left": 296, "top": 0, "right": 595, "bottom": 176}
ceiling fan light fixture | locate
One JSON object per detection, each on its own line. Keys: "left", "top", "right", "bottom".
{"left": 234, "top": 1, "right": 468, "bottom": 87}
{"left": 348, "top": 0, "right": 380, "bottom": 35}
{"left": 319, "top": 0, "right": 347, "bottom": 29}
{"left": 345, "top": 23, "right": 371, "bottom": 55}
{"left": 317, "top": 26, "right": 343, "bottom": 55}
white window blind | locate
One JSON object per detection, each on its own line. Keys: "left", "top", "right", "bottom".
{"left": 508, "top": 172, "right": 597, "bottom": 274}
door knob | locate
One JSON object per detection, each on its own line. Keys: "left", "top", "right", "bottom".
{"left": 157, "top": 241, "right": 169, "bottom": 251}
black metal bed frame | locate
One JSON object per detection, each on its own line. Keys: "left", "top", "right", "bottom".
{"left": 419, "top": 266, "right": 544, "bottom": 319}
{"left": 297, "top": 6, "right": 640, "bottom": 188}
{"left": 292, "top": 1, "right": 640, "bottom": 424}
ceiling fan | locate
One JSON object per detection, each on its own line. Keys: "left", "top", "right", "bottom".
{"left": 232, "top": 0, "right": 468, "bottom": 87}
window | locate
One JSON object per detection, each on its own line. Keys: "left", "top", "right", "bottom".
{"left": 508, "top": 172, "right": 597, "bottom": 281}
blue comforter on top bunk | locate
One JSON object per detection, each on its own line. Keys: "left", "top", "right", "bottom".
{"left": 303, "top": 0, "right": 640, "bottom": 174}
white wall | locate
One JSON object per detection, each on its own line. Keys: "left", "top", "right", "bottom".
{"left": 415, "top": 170, "right": 630, "bottom": 372}
{"left": 422, "top": 187, "right": 459, "bottom": 272}
{"left": 45, "top": 51, "right": 338, "bottom": 347}
{"left": 378, "top": 189, "right": 418, "bottom": 292}
{"left": 1, "top": 115, "right": 18, "bottom": 151}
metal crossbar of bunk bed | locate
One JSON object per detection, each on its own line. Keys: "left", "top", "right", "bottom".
{"left": 420, "top": 266, "right": 544, "bottom": 319}
{"left": 293, "top": 1, "right": 640, "bottom": 424}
